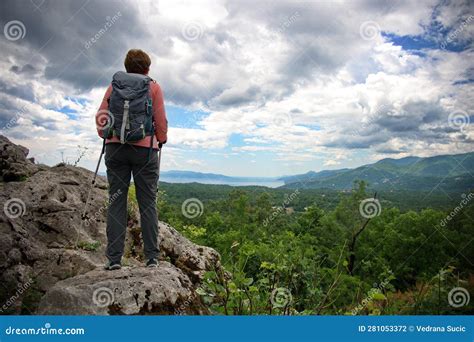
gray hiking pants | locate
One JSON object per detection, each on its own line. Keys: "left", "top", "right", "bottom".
{"left": 104, "top": 143, "right": 159, "bottom": 263}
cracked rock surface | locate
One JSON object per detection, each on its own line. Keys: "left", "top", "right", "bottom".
{"left": 37, "top": 263, "right": 207, "bottom": 315}
{"left": 0, "top": 135, "right": 221, "bottom": 315}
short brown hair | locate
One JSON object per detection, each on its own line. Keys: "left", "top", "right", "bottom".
{"left": 124, "top": 49, "right": 151, "bottom": 74}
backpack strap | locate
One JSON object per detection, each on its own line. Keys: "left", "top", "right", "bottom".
{"left": 147, "top": 83, "right": 155, "bottom": 160}
{"left": 146, "top": 80, "right": 155, "bottom": 115}
{"left": 103, "top": 97, "right": 112, "bottom": 139}
{"left": 120, "top": 100, "right": 130, "bottom": 144}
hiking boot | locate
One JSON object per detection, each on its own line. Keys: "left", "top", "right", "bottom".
{"left": 146, "top": 258, "right": 158, "bottom": 268}
{"left": 104, "top": 261, "right": 122, "bottom": 270}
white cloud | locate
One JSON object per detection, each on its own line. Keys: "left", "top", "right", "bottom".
{"left": 187, "top": 159, "right": 205, "bottom": 167}
{"left": 0, "top": 0, "right": 472, "bottom": 176}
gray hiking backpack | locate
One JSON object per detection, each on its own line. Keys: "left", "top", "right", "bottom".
{"left": 104, "top": 71, "right": 154, "bottom": 143}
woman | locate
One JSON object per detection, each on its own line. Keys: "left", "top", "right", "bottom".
{"left": 95, "top": 49, "right": 168, "bottom": 270}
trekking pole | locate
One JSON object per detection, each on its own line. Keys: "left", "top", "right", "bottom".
{"left": 156, "top": 146, "right": 162, "bottom": 223}
{"left": 81, "top": 139, "right": 106, "bottom": 221}
{"left": 93, "top": 139, "right": 106, "bottom": 184}
{"left": 157, "top": 147, "right": 162, "bottom": 189}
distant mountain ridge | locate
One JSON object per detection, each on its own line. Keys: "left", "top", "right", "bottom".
{"left": 280, "top": 152, "right": 474, "bottom": 192}
{"left": 156, "top": 152, "right": 474, "bottom": 192}
{"left": 160, "top": 170, "right": 283, "bottom": 187}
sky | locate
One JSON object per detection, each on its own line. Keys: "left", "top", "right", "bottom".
{"left": 0, "top": 0, "right": 473, "bottom": 177}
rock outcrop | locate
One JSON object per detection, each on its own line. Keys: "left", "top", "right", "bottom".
{"left": 0, "top": 135, "right": 38, "bottom": 182}
{"left": 0, "top": 135, "right": 221, "bottom": 315}
{"left": 37, "top": 263, "right": 207, "bottom": 315}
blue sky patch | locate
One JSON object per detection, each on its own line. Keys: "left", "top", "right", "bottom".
{"left": 166, "top": 105, "right": 209, "bottom": 129}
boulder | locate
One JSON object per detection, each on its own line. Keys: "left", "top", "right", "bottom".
{"left": 37, "top": 263, "right": 207, "bottom": 315}
{"left": 0, "top": 135, "right": 39, "bottom": 182}
{"left": 159, "top": 222, "right": 221, "bottom": 283}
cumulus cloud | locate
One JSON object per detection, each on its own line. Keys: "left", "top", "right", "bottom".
{"left": 0, "top": 0, "right": 472, "bottom": 175}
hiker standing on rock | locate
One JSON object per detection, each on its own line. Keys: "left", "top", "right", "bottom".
{"left": 96, "top": 49, "right": 168, "bottom": 270}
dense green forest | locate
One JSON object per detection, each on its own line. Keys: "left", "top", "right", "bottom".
{"left": 159, "top": 182, "right": 465, "bottom": 212}
{"left": 130, "top": 181, "right": 474, "bottom": 315}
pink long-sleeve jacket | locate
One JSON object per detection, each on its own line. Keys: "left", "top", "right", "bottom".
{"left": 96, "top": 81, "right": 168, "bottom": 149}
